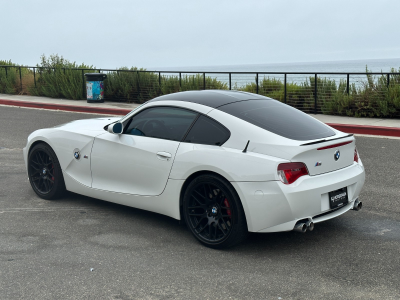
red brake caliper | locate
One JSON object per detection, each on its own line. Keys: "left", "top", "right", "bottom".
{"left": 223, "top": 198, "right": 231, "bottom": 218}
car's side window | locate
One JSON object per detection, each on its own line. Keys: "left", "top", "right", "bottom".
{"left": 124, "top": 106, "right": 198, "bottom": 141}
{"left": 183, "top": 115, "right": 230, "bottom": 146}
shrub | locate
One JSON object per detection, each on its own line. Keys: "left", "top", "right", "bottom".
{"left": 31, "top": 54, "right": 95, "bottom": 100}
{"left": 0, "top": 60, "right": 18, "bottom": 94}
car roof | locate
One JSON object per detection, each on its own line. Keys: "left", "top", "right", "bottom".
{"left": 146, "top": 90, "right": 271, "bottom": 109}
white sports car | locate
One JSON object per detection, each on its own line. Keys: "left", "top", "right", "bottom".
{"left": 23, "top": 90, "right": 365, "bottom": 248}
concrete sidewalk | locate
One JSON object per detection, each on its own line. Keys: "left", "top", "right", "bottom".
{"left": 0, "top": 94, "right": 140, "bottom": 110}
{"left": 1, "top": 93, "right": 400, "bottom": 137}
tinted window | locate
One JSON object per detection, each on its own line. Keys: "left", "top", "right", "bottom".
{"left": 184, "top": 115, "right": 230, "bottom": 146}
{"left": 218, "top": 100, "right": 335, "bottom": 141}
{"left": 125, "top": 107, "right": 198, "bottom": 141}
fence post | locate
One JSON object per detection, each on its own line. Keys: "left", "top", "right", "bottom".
{"left": 82, "top": 70, "right": 85, "bottom": 98}
{"left": 314, "top": 74, "right": 317, "bottom": 114}
{"left": 19, "top": 67, "right": 22, "bottom": 91}
{"left": 284, "top": 73, "right": 287, "bottom": 103}
{"left": 159, "top": 72, "right": 161, "bottom": 95}
{"left": 256, "top": 73, "right": 259, "bottom": 94}
{"left": 203, "top": 73, "right": 206, "bottom": 90}
{"left": 5, "top": 66, "right": 7, "bottom": 78}
{"left": 229, "top": 73, "right": 231, "bottom": 90}
{"left": 347, "top": 73, "right": 350, "bottom": 95}
{"left": 33, "top": 67, "right": 36, "bottom": 88}
{"left": 137, "top": 71, "right": 141, "bottom": 99}
{"left": 179, "top": 72, "right": 182, "bottom": 89}
{"left": 387, "top": 73, "right": 390, "bottom": 88}
{"left": 63, "top": 68, "right": 65, "bottom": 75}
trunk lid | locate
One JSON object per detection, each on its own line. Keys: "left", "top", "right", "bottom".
{"left": 291, "top": 137, "right": 355, "bottom": 175}
{"left": 249, "top": 133, "right": 355, "bottom": 176}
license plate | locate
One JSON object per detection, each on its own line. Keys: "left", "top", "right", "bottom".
{"left": 329, "top": 187, "right": 348, "bottom": 209}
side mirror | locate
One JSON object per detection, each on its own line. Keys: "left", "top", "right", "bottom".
{"left": 108, "top": 122, "right": 123, "bottom": 134}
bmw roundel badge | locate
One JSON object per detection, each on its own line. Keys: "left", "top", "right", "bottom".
{"left": 73, "top": 148, "right": 81, "bottom": 160}
{"left": 334, "top": 150, "right": 340, "bottom": 161}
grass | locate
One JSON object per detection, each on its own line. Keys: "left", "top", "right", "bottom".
{"left": 1, "top": 55, "right": 400, "bottom": 117}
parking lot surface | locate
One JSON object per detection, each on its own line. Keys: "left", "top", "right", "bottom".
{"left": 0, "top": 106, "right": 399, "bottom": 299}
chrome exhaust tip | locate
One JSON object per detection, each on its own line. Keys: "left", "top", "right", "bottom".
{"left": 352, "top": 199, "right": 362, "bottom": 211}
{"left": 294, "top": 222, "right": 307, "bottom": 233}
{"left": 305, "top": 219, "right": 314, "bottom": 232}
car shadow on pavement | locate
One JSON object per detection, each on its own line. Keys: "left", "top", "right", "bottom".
{"left": 51, "top": 191, "right": 362, "bottom": 255}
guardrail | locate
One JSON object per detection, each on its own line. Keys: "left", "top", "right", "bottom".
{"left": 1, "top": 65, "right": 399, "bottom": 117}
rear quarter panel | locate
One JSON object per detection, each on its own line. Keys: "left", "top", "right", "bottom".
{"left": 170, "top": 143, "right": 287, "bottom": 182}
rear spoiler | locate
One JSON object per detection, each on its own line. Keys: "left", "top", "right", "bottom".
{"left": 300, "top": 134, "right": 354, "bottom": 146}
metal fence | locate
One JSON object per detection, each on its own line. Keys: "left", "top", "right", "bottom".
{"left": 1, "top": 65, "right": 400, "bottom": 117}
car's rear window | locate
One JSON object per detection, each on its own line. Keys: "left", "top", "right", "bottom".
{"left": 218, "top": 100, "right": 336, "bottom": 141}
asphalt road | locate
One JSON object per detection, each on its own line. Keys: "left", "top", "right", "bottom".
{"left": 0, "top": 105, "right": 399, "bottom": 300}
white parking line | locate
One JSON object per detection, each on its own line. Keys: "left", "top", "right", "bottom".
{"left": 0, "top": 207, "right": 102, "bottom": 213}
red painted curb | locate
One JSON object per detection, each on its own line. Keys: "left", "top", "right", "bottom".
{"left": 327, "top": 123, "right": 400, "bottom": 137}
{"left": 0, "top": 99, "right": 131, "bottom": 116}
{"left": 1, "top": 98, "right": 400, "bottom": 137}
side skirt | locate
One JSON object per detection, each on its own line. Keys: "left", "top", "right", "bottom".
{"left": 63, "top": 172, "right": 184, "bottom": 220}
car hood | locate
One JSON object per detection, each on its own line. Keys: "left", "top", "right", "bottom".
{"left": 53, "top": 117, "right": 120, "bottom": 135}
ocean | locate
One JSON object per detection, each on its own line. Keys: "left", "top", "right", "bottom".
{"left": 152, "top": 58, "right": 400, "bottom": 87}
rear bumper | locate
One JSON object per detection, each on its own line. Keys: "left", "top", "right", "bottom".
{"left": 232, "top": 161, "right": 365, "bottom": 232}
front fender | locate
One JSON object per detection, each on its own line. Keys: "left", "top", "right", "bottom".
{"left": 23, "top": 129, "right": 57, "bottom": 172}
{"left": 23, "top": 129, "right": 95, "bottom": 188}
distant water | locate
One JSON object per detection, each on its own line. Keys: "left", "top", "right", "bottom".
{"left": 153, "top": 58, "right": 400, "bottom": 73}
{"left": 152, "top": 58, "right": 400, "bottom": 87}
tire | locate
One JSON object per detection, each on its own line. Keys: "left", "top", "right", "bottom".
{"left": 183, "top": 174, "right": 248, "bottom": 248}
{"left": 28, "top": 142, "right": 66, "bottom": 200}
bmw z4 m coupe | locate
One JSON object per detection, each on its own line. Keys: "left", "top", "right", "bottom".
{"left": 24, "top": 90, "right": 365, "bottom": 248}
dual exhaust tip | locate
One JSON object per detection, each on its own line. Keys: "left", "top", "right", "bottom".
{"left": 352, "top": 199, "right": 362, "bottom": 211}
{"left": 294, "top": 219, "right": 314, "bottom": 233}
{"left": 294, "top": 199, "right": 362, "bottom": 233}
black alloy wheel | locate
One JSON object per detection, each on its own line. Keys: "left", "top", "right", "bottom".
{"left": 183, "top": 174, "right": 248, "bottom": 248}
{"left": 28, "top": 143, "right": 65, "bottom": 200}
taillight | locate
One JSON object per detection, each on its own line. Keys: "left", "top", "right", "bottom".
{"left": 277, "top": 162, "right": 309, "bottom": 185}
{"left": 354, "top": 147, "right": 359, "bottom": 163}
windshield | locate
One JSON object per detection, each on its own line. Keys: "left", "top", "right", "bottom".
{"left": 120, "top": 104, "right": 144, "bottom": 121}
{"left": 218, "top": 100, "right": 336, "bottom": 141}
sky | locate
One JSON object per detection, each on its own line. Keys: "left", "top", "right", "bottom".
{"left": 1, "top": 0, "right": 400, "bottom": 69}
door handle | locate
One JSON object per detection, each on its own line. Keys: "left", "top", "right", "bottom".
{"left": 156, "top": 151, "right": 172, "bottom": 160}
